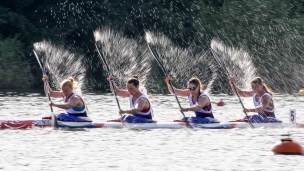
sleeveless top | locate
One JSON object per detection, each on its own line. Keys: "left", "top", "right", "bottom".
{"left": 188, "top": 92, "right": 214, "bottom": 118}
{"left": 253, "top": 92, "right": 275, "bottom": 117}
{"left": 63, "top": 93, "right": 87, "bottom": 117}
{"left": 129, "top": 94, "right": 152, "bottom": 119}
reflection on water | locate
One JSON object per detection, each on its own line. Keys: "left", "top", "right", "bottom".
{"left": 1, "top": 92, "right": 304, "bottom": 170}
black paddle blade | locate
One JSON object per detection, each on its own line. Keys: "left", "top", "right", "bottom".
{"left": 185, "top": 120, "right": 193, "bottom": 129}
{"left": 51, "top": 113, "right": 58, "bottom": 130}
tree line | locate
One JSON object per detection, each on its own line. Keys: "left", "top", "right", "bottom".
{"left": 1, "top": 0, "right": 304, "bottom": 93}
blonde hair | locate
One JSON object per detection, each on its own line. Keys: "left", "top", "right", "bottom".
{"left": 188, "top": 76, "right": 203, "bottom": 93}
{"left": 60, "top": 77, "right": 77, "bottom": 90}
{"left": 251, "top": 77, "right": 274, "bottom": 97}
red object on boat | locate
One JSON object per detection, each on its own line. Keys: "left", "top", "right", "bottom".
{"left": 0, "top": 120, "right": 51, "bottom": 129}
{"left": 173, "top": 119, "right": 185, "bottom": 122}
{"left": 271, "top": 137, "right": 304, "bottom": 155}
{"left": 217, "top": 99, "right": 225, "bottom": 106}
{"left": 229, "top": 118, "right": 248, "bottom": 122}
{"left": 107, "top": 119, "right": 122, "bottom": 122}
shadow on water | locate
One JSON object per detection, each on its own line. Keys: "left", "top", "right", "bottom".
{"left": 0, "top": 89, "right": 45, "bottom": 97}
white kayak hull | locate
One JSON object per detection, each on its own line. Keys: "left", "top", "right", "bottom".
{"left": 102, "top": 120, "right": 301, "bottom": 129}
{"left": 0, "top": 108, "right": 301, "bottom": 130}
{"left": 1, "top": 119, "right": 299, "bottom": 129}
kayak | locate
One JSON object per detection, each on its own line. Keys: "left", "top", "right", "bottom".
{"left": 0, "top": 119, "right": 120, "bottom": 129}
{"left": 0, "top": 118, "right": 301, "bottom": 130}
{"left": 0, "top": 119, "right": 182, "bottom": 129}
{"left": 124, "top": 120, "right": 299, "bottom": 129}
{"left": 0, "top": 109, "right": 300, "bottom": 130}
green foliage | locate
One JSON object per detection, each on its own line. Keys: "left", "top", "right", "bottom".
{"left": 0, "top": 36, "right": 33, "bottom": 88}
{"left": 1, "top": 0, "right": 304, "bottom": 93}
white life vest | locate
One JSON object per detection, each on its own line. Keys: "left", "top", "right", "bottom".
{"left": 188, "top": 92, "right": 212, "bottom": 114}
{"left": 253, "top": 92, "right": 274, "bottom": 114}
{"left": 63, "top": 93, "right": 86, "bottom": 114}
{"left": 129, "top": 94, "right": 152, "bottom": 116}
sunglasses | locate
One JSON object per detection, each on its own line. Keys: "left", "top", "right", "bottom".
{"left": 188, "top": 87, "right": 197, "bottom": 91}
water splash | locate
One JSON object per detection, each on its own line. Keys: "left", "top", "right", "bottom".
{"left": 33, "top": 41, "right": 87, "bottom": 95}
{"left": 211, "top": 39, "right": 256, "bottom": 90}
{"left": 145, "top": 31, "right": 216, "bottom": 93}
{"left": 251, "top": 38, "right": 304, "bottom": 93}
{"left": 94, "top": 28, "right": 151, "bottom": 93}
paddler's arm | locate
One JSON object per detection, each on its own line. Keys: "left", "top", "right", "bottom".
{"left": 119, "top": 98, "right": 147, "bottom": 114}
{"left": 49, "top": 96, "right": 79, "bottom": 109}
{"left": 165, "top": 77, "right": 190, "bottom": 96}
{"left": 181, "top": 96, "right": 209, "bottom": 112}
{"left": 244, "top": 96, "right": 272, "bottom": 113}
{"left": 42, "top": 75, "right": 63, "bottom": 98}
{"left": 229, "top": 77, "right": 253, "bottom": 97}
{"left": 107, "top": 75, "right": 130, "bottom": 98}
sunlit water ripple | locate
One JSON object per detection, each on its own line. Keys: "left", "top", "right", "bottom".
{"left": 0, "top": 92, "right": 304, "bottom": 171}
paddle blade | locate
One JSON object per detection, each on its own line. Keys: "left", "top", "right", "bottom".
{"left": 145, "top": 31, "right": 155, "bottom": 44}
{"left": 186, "top": 122, "right": 193, "bottom": 129}
{"left": 51, "top": 113, "right": 58, "bottom": 130}
{"left": 33, "top": 50, "right": 44, "bottom": 70}
{"left": 93, "top": 30, "right": 102, "bottom": 42}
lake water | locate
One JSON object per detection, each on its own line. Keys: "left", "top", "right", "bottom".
{"left": 0, "top": 92, "right": 304, "bottom": 171}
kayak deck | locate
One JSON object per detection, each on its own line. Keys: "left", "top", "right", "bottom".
{"left": 0, "top": 119, "right": 300, "bottom": 129}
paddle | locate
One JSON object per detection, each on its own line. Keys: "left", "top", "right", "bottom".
{"left": 145, "top": 39, "right": 193, "bottom": 129}
{"left": 33, "top": 49, "right": 58, "bottom": 129}
{"left": 95, "top": 41, "right": 125, "bottom": 125}
{"left": 210, "top": 48, "right": 254, "bottom": 128}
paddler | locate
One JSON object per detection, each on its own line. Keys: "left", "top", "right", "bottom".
{"left": 165, "top": 76, "right": 218, "bottom": 123}
{"left": 107, "top": 75, "right": 154, "bottom": 123}
{"left": 229, "top": 77, "right": 278, "bottom": 122}
{"left": 42, "top": 75, "right": 91, "bottom": 121}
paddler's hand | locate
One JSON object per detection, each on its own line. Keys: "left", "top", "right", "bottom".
{"left": 42, "top": 75, "right": 48, "bottom": 81}
{"left": 180, "top": 107, "right": 189, "bottom": 113}
{"left": 119, "top": 109, "right": 125, "bottom": 115}
{"left": 229, "top": 77, "right": 234, "bottom": 84}
{"left": 49, "top": 101, "right": 55, "bottom": 107}
{"left": 164, "top": 77, "right": 171, "bottom": 84}
{"left": 107, "top": 75, "right": 114, "bottom": 81}
{"left": 243, "top": 108, "right": 250, "bottom": 113}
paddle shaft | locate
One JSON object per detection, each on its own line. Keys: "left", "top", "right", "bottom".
{"left": 95, "top": 42, "right": 122, "bottom": 114}
{"left": 44, "top": 81, "right": 54, "bottom": 113}
{"left": 33, "top": 50, "right": 54, "bottom": 113}
{"left": 210, "top": 48, "right": 254, "bottom": 128}
{"left": 230, "top": 82, "right": 248, "bottom": 115}
{"left": 109, "top": 80, "right": 121, "bottom": 111}
{"left": 150, "top": 47, "right": 184, "bottom": 111}
{"left": 147, "top": 43, "right": 192, "bottom": 128}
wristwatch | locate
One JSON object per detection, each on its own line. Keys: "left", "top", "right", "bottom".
{"left": 186, "top": 108, "right": 190, "bottom": 112}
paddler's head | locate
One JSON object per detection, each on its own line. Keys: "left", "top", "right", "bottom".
{"left": 60, "top": 77, "right": 76, "bottom": 96}
{"left": 251, "top": 77, "right": 266, "bottom": 93}
{"left": 126, "top": 75, "right": 140, "bottom": 95}
{"left": 188, "top": 76, "right": 203, "bottom": 96}
{"left": 251, "top": 77, "right": 274, "bottom": 96}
